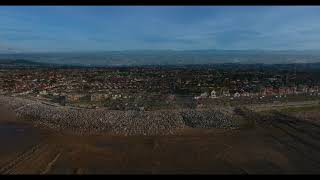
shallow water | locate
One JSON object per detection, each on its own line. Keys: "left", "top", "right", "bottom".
{"left": 0, "top": 122, "right": 42, "bottom": 154}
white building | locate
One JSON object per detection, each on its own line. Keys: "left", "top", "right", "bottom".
{"left": 223, "top": 90, "right": 230, "bottom": 97}
{"left": 200, "top": 92, "right": 209, "bottom": 98}
{"left": 210, "top": 90, "right": 217, "bottom": 98}
{"left": 39, "top": 90, "right": 48, "bottom": 95}
{"left": 234, "top": 92, "right": 241, "bottom": 98}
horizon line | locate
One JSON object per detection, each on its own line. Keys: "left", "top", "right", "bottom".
{"left": 2, "top": 48, "right": 320, "bottom": 54}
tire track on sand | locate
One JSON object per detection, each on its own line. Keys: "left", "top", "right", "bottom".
{"left": 0, "top": 143, "right": 46, "bottom": 174}
{"left": 41, "top": 152, "right": 61, "bottom": 174}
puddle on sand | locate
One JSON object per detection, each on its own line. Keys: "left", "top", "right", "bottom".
{"left": 0, "top": 106, "right": 47, "bottom": 163}
{"left": 0, "top": 122, "right": 42, "bottom": 154}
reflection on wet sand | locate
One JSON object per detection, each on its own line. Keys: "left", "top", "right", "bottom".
{"left": 1, "top": 105, "right": 320, "bottom": 174}
{"left": 0, "top": 105, "right": 16, "bottom": 123}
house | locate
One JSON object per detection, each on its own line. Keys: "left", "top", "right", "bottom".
{"left": 308, "top": 87, "right": 318, "bottom": 95}
{"left": 194, "top": 96, "right": 201, "bottom": 100}
{"left": 292, "top": 86, "right": 298, "bottom": 95}
{"left": 91, "top": 94, "right": 106, "bottom": 101}
{"left": 223, "top": 90, "right": 230, "bottom": 97}
{"left": 260, "top": 87, "right": 267, "bottom": 96}
{"left": 278, "top": 87, "right": 286, "bottom": 96}
{"left": 265, "top": 87, "right": 274, "bottom": 96}
{"left": 200, "top": 92, "right": 209, "bottom": 98}
{"left": 234, "top": 92, "right": 241, "bottom": 98}
{"left": 39, "top": 90, "right": 48, "bottom": 96}
{"left": 194, "top": 92, "right": 209, "bottom": 100}
{"left": 210, "top": 90, "right": 217, "bottom": 98}
{"left": 166, "top": 94, "right": 176, "bottom": 102}
{"left": 52, "top": 95, "right": 66, "bottom": 106}
{"left": 241, "top": 92, "right": 250, "bottom": 97}
{"left": 67, "top": 94, "right": 85, "bottom": 102}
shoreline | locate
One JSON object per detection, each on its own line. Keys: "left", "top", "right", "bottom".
{"left": 1, "top": 95, "right": 319, "bottom": 136}
{"left": 0, "top": 95, "right": 239, "bottom": 136}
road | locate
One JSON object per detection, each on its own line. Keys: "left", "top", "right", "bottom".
{"left": 246, "top": 100, "right": 319, "bottom": 112}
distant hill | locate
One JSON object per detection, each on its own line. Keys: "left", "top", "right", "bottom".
{"left": 1, "top": 49, "right": 320, "bottom": 66}
{"left": 0, "top": 59, "right": 45, "bottom": 65}
{"left": 0, "top": 59, "right": 66, "bottom": 68}
{"left": 1, "top": 58, "right": 320, "bottom": 72}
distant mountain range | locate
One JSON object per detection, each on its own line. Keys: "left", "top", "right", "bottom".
{"left": 0, "top": 59, "right": 46, "bottom": 65}
{"left": 1, "top": 50, "right": 320, "bottom": 66}
{"left": 2, "top": 59, "right": 320, "bottom": 72}
{"left": 0, "top": 59, "right": 60, "bottom": 68}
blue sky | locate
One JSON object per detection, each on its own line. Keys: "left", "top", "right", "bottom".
{"left": 0, "top": 6, "right": 320, "bottom": 52}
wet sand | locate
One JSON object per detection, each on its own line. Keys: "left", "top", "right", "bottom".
{"left": 0, "top": 103, "right": 320, "bottom": 174}
{"left": 0, "top": 120, "right": 320, "bottom": 174}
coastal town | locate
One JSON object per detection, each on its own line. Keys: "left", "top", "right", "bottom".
{"left": 1, "top": 66, "right": 319, "bottom": 110}
{"left": 2, "top": 5, "right": 320, "bottom": 175}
